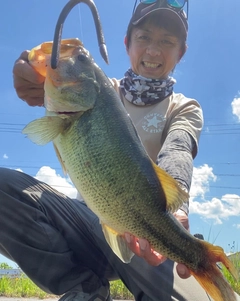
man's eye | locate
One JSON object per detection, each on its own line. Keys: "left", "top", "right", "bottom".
{"left": 138, "top": 35, "right": 149, "bottom": 41}
{"left": 161, "top": 39, "right": 174, "bottom": 45}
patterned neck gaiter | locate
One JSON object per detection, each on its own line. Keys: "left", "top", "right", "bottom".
{"left": 120, "top": 68, "right": 176, "bottom": 106}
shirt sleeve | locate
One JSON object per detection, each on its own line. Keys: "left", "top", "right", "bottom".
{"left": 162, "top": 95, "right": 203, "bottom": 159}
{"left": 156, "top": 129, "right": 195, "bottom": 215}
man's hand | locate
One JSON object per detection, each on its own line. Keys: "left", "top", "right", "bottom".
{"left": 124, "top": 209, "right": 191, "bottom": 279}
{"left": 124, "top": 233, "right": 166, "bottom": 266}
{"left": 13, "top": 50, "right": 45, "bottom": 106}
{"left": 173, "top": 209, "right": 189, "bottom": 231}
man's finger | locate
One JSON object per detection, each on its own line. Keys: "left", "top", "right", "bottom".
{"left": 124, "top": 233, "right": 167, "bottom": 266}
{"left": 176, "top": 263, "right": 191, "bottom": 279}
{"left": 13, "top": 51, "right": 45, "bottom": 85}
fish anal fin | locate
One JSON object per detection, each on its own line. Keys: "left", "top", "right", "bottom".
{"left": 151, "top": 161, "right": 189, "bottom": 213}
{"left": 101, "top": 223, "right": 134, "bottom": 263}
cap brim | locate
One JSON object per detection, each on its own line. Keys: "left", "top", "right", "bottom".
{"left": 132, "top": 8, "right": 187, "bottom": 38}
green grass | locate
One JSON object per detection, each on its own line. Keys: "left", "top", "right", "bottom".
{"left": 0, "top": 274, "right": 133, "bottom": 300}
{"left": 221, "top": 255, "right": 240, "bottom": 295}
{"left": 0, "top": 262, "right": 133, "bottom": 299}
{"left": 0, "top": 276, "right": 49, "bottom": 299}
{"left": 110, "top": 280, "right": 134, "bottom": 300}
{"left": 0, "top": 259, "right": 239, "bottom": 299}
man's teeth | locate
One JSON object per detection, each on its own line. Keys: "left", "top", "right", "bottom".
{"left": 144, "top": 62, "right": 160, "bottom": 68}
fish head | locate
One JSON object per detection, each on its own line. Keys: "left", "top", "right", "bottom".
{"left": 28, "top": 38, "right": 100, "bottom": 114}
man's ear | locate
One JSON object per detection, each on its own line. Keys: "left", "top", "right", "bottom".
{"left": 178, "top": 51, "right": 183, "bottom": 62}
{"left": 178, "top": 44, "right": 188, "bottom": 62}
{"left": 124, "top": 36, "right": 129, "bottom": 52}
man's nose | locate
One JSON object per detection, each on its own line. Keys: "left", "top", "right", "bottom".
{"left": 146, "top": 42, "right": 161, "bottom": 56}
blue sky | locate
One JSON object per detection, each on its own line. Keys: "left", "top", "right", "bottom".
{"left": 1, "top": 0, "right": 240, "bottom": 266}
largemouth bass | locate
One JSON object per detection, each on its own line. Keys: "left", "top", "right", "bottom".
{"left": 23, "top": 39, "right": 238, "bottom": 301}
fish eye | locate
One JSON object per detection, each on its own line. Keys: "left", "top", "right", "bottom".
{"left": 78, "top": 54, "right": 88, "bottom": 62}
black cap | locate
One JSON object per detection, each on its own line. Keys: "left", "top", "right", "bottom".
{"left": 131, "top": 2, "right": 188, "bottom": 39}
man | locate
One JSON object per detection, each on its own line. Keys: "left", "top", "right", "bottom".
{"left": 1, "top": 0, "right": 239, "bottom": 300}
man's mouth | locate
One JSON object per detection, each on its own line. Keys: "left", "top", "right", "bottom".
{"left": 143, "top": 61, "right": 162, "bottom": 68}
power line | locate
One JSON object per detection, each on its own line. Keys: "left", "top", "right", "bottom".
{"left": 2, "top": 164, "right": 240, "bottom": 175}
{"left": 1, "top": 166, "right": 240, "bottom": 191}
{"left": 208, "top": 185, "right": 240, "bottom": 190}
{"left": 1, "top": 122, "right": 240, "bottom": 136}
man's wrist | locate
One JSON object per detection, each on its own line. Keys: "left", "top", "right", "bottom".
{"left": 176, "top": 207, "right": 188, "bottom": 216}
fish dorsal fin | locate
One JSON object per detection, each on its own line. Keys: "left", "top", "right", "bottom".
{"left": 151, "top": 160, "right": 189, "bottom": 213}
{"left": 101, "top": 223, "right": 134, "bottom": 263}
{"left": 22, "top": 116, "right": 68, "bottom": 145}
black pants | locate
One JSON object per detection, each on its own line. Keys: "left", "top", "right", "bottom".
{"left": 1, "top": 167, "right": 228, "bottom": 301}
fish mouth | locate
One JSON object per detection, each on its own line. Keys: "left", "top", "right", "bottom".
{"left": 45, "top": 108, "right": 84, "bottom": 119}
{"left": 58, "top": 111, "right": 80, "bottom": 115}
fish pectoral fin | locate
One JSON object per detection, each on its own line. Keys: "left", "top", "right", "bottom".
{"left": 151, "top": 161, "right": 189, "bottom": 213}
{"left": 22, "top": 116, "right": 67, "bottom": 145}
{"left": 101, "top": 223, "right": 134, "bottom": 263}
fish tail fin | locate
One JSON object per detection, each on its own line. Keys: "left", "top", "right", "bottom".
{"left": 191, "top": 241, "right": 238, "bottom": 301}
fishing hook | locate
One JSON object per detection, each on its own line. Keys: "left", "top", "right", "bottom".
{"left": 51, "top": 0, "right": 109, "bottom": 69}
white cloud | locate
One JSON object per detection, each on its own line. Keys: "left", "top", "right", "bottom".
{"left": 3, "top": 154, "right": 8, "bottom": 159}
{"left": 191, "top": 194, "right": 240, "bottom": 224}
{"left": 231, "top": 96, "right": 240, "bottom": 121}
{"left": 35, "top": 166, "right": 77, "bottom": 199}
{"left": 189, "top": 164, "right": 240, "bottom": 224}
{"left": 234, "top": 224, "right": 240, "bottom": 229}
{"left": 190, "top": 164, "right": 217, "bottom": 200}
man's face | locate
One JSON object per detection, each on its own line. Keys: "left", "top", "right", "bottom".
{"left": 126, "top": 24, "right": 182, "bottom": 79}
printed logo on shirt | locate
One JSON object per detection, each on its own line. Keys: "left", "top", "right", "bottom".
{"left": 142, "top": 113, "right": 166, "bottom": 133}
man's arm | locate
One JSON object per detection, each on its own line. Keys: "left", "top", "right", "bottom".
{"left": 157, "top": 128, "right": 195, "bottom": 230}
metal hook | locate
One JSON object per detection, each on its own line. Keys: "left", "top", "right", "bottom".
{"left": 51, "top": 0, "right": 109, "bottom": 69}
